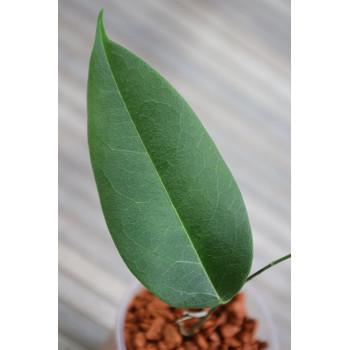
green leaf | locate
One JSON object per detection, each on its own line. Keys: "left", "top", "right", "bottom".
{"left": 87, "top": 10, "right": 253, "bottom": 308}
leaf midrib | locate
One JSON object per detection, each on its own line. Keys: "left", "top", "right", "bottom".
{"left": 98, "top": 28, "right": 221, "bottom": 302}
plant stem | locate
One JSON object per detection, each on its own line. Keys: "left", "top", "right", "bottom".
{"left": 184, "top": 306, "right": 218, "bottom": 337}
{"left": 182, "top": 253, "right": 291, "bottom": 337}
{"left": 246, "top": 253, "right": 291, "bottom": 282}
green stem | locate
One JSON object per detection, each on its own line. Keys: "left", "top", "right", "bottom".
{"left": 183, "top": 306, "right": 218, "bottom": 337}
{"left": 246, "top": 253, "right": 291, "bottom": 282}
{"left": 182, "top": 253, "right": 291, "bottom": 337}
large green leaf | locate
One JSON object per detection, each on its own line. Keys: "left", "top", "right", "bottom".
{"left": 87, "top": 10, "right": 253, "bottom": 308}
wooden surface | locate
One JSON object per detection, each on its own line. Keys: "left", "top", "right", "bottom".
{"left": 58, "top": 0, "right": 291, "bottom": 349}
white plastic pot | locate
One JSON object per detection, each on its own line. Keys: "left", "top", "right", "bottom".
{"left": 115, "top": 279, "right": 279, "bottom": 350}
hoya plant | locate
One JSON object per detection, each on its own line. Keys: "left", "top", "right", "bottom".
{"left": 87, "top": 10, "right": 290, "bottom": 336}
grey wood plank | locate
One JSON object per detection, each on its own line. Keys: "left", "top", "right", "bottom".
{"left": 59, "top": 273, "right": 117, "bottom": 330}
{"left": 58, "top": 333, "right": 87, "bottom": 350}
{"left": 58, "top": 221, "right": 134, "bottom": 283}
{"left": 58, "top": 301, "right": 109, "bottom": 349}
{"left": 59, "top": 241, "right": 127, "bottom": 305}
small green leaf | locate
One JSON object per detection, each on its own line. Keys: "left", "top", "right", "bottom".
{"left": 87, "top": 10, "right": 253, "bottom": 308}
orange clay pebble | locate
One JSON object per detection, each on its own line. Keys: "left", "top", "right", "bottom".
{"left": 214, "top": 311, "right": 227, "bottom": 327}
{"left": 133, "top": 332, "right": 146, "bottom": 348}
{"left": 125, "top": 312, "right": 136, "bottom": 322}
{"left": 147, "top": 301, "right": 162, "bottom": 316}
{"left": 194, "top": 333, "right": 209, "bottom": 349}
{"left": 145, "top": 345, "right": 158, "bottom": 350}
{"left": 224, "top": 336, "right": 241, "bottom": 347}
{"left": 219, "top": 324, "right": 241, "bottom": 338}
{"left": 208, "top": 331, "right": 220, "bottom": 343}
{"left": 250, "top": 343, "right": 259, "bottom": 350}
{"left": 147, "top": 299, "right": 173, "bottom": 321}
{"left": 201, "top": 319, "right": 215, "bottom": 330}
{"left": 204, "top": 325, "right": 216, "bottom": 338}
{"left": 242, "top": 345, "right": 255, "bottom": 350}
{"left": 158, "top": 341, "right": 169, "bottom": 350}
{"left": 145, "top": 317, "right": 165, "bottom": 341}
{"left": 184, "top": 341, "right": 199, "bottom": 350}
{"left": 152, "top": 297, "right": 169, "bottom": 309}
{"left": 124, "top": 322, "right": 139, "bottom": 333}
{"left": 208, "top": 343, "right": 220, "bottom": 350}
{"left": 158, "top": 308, "right": 176, "bottom": 322}
{"left": 137, "top": 307, "right": 147, "bottom": 319}
{"left": 163, "top": 323, "right": 182, "bottom": 349}
{"left": 244, "top": 318, "right": 258, "bottom": 333}
{"left": 238, "top": 330, "right": 252, "bottom": 344}
{"left": 229, "top": 294, "right": 246, "bottom": 321}
{"left": 139, "top": 322, "right": 150, "bottom": 331}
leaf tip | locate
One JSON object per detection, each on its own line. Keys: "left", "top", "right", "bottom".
{"left": 98, "top": 8, "right": 104, "bottom": 22}
{"left": 95, "top": 8, "right": 108, "bottom": 41}
{"left": 97, "top": 9, "right": 105, "bottom": 29}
